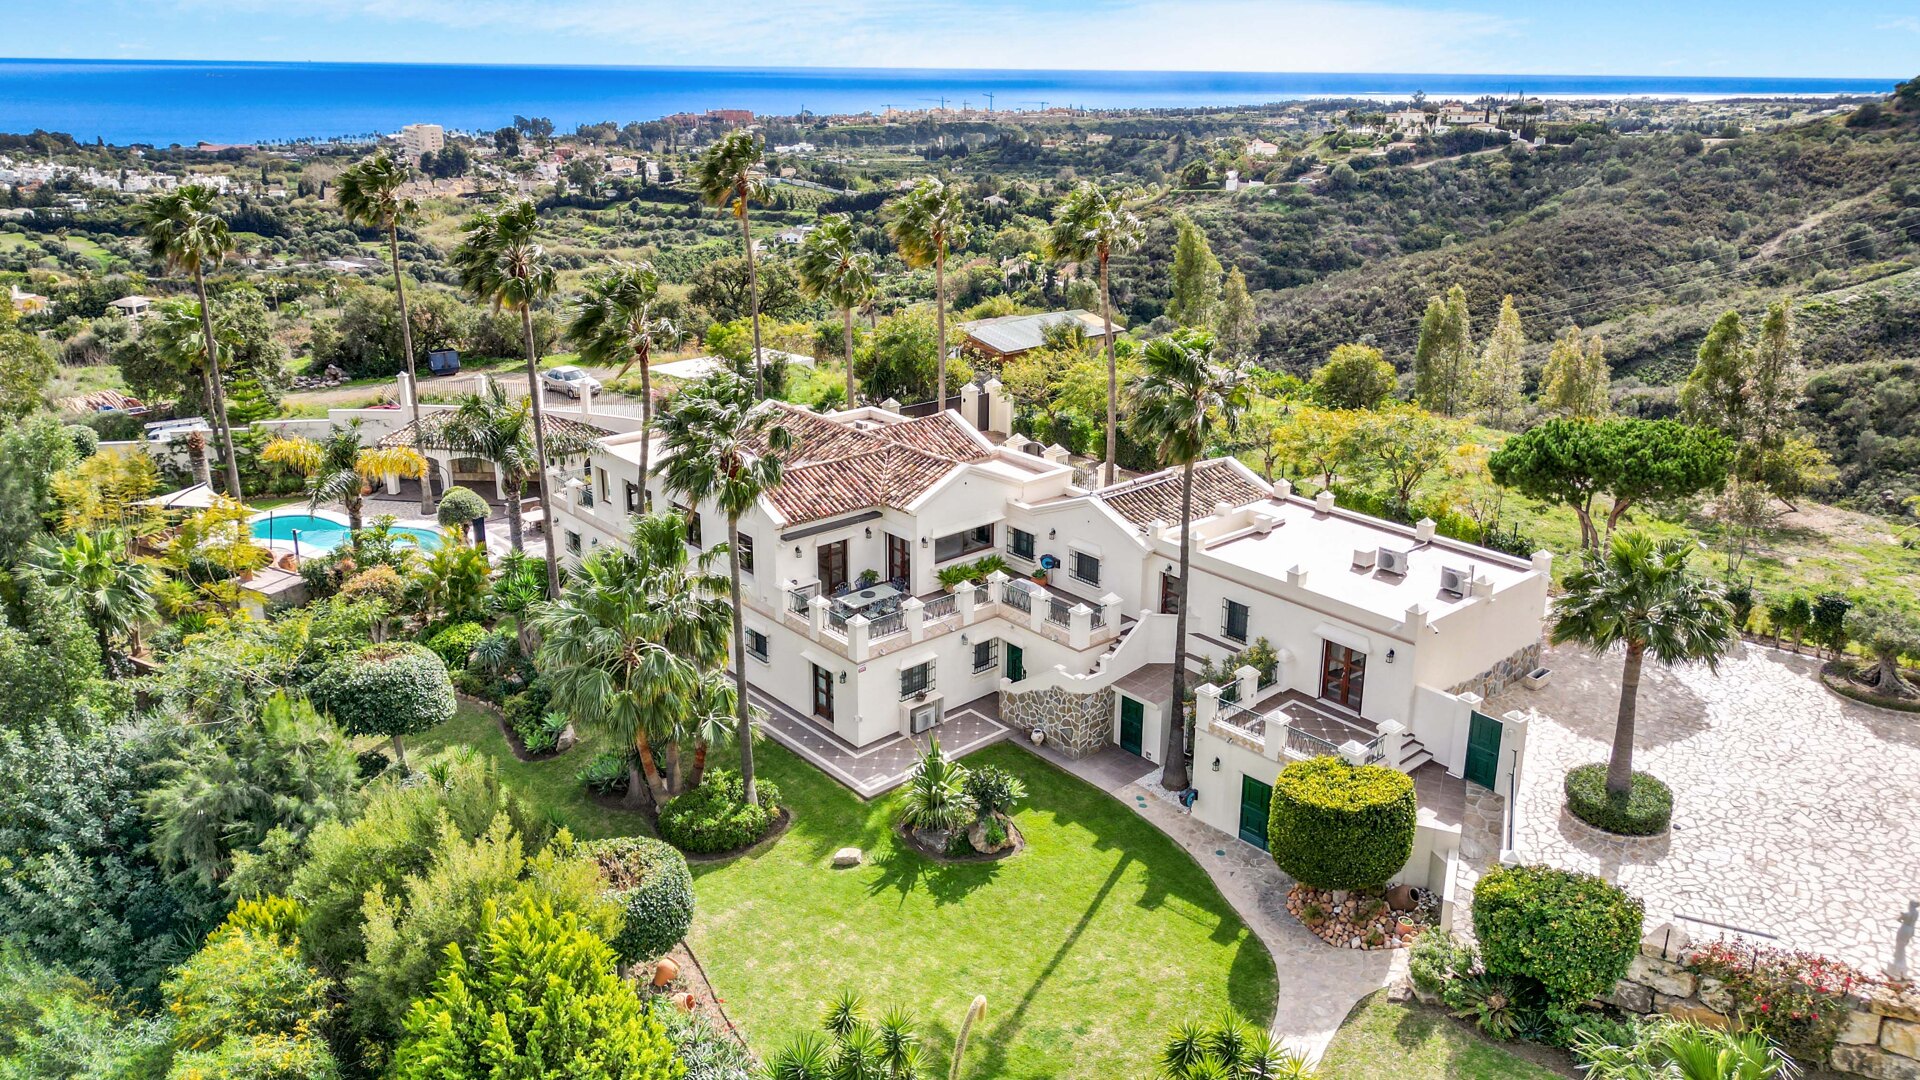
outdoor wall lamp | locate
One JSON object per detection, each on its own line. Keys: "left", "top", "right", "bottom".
{"left": 864, "top": 527, "right": 872, "bottom": 539}
{"left": 960, "top": 633, "right": 969, "bottom": 645}
{"left": 1386, "top": 649, "right": 1396, "bottom": 664}
{"left": 1048, "top": 528, "right": 1057, "bottom": 539}
{"left": 1210, "top": 757, "right": 1220, "bottom": 772}
{"left": 793, "top": 546, "right": 802, "bottom": 559}
{"left": 921, "top": 536, "right": 929, "bottom": 547}
{"left": 838, "top": 671, "right": 847, "bottom": 684}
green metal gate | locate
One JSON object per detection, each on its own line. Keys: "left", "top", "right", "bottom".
{"left": 1238, "top": 775, "right": 1273, "bottom": 850}
{"left": 1119, "top": 697, "right": 1144, "bottom": 756}
{"left": 1465, "top": 710, "right": 1503, "bottom": 790}
{"left": 1005, "top": 644, "right": 1025, "bottom": 683}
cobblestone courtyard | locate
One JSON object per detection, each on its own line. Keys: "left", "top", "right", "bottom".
{"left": 1489, "top": 643, "right": 1920, "bottom": 979}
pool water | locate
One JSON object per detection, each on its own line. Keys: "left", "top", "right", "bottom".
{"left": 251, "top": 513, "right": 444, "bottom": 553}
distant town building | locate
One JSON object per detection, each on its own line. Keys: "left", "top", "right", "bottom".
{"left": 960, "top": 310, "right": 1116, "bottom": 362}
{"left": 774, "top": 141, "right": 817, "bottom": 155}
{"left": 707, "top": 109, "right": 754, "bottom": 125}
{"left": 8, "top": 284, "right": 49, "bottom": 315}
{"left": 108, "top": 295, "right": 154, "bottom": 320}
{"left": 395, "top": 124, "right": 445, "bottom": 159}
{"left": 1246, "top": 138, "right": 1281, "bottom": 158}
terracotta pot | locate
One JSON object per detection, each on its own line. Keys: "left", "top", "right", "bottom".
{"left": 652, "top": 957, "right": 679, "bottom": 986}
{"left": 674, "top": 992, "right": 697, "bottom": 1012}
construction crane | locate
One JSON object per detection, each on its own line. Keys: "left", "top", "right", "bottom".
{"left": 920, "top": 96, "right": 949, "bottom": 111}
{"left": 1022, "top": 100, "right": 1050, "bottom": 111}
{"left": 981, "top": 91, "right": 995, "bottom": 113}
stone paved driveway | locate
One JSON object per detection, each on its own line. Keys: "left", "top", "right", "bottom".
{"left": 1489, "top": 642, "right": 1920, "bottom": 979}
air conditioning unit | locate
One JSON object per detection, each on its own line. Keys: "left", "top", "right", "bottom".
{"left": 1376, "top": 548, "right": 1410, "bottom": 576}
{"left": 1439, "top": 566, "right": 1468, "bottom": 597}
{"left": 1351, "top": 547, "right": 1378, "bottom": 570}
{"left": 909, "top": 701, "right": 940, "bottom": 734}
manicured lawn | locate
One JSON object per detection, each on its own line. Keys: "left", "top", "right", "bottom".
{"left": 687, "top": 740, "right": 1277, "bottom": 1080}
{"left": 408, "top": 700, "right": 646, "bottom": 841}
{"left": 1317, "top": 993, "right": 1573, "bottom": 1080}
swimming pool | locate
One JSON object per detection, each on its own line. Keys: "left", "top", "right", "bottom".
{"left": 250, "top": 512, "right": 444, "bottom": 554}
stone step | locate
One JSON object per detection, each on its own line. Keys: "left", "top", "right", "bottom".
{"left": 1397, "top": 747, "right": 1433, "bottom": 774}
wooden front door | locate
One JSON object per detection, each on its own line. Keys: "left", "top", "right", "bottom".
{"left": 886, "top": 533, "right": 911, "bottom": 584}
{"left": 817, "top": 540, "right": 849, "bottom": 593}
{"left": 1160, "top": 571, "right": 1180, "bottom": 614}
{"left": 1005, "top": 643, "right": 1025, "bottom": 683}
{"left": 1119, "top": 696, "right": 1144, "bottom": 756}
{"left": 811, "top": 664, "right": 835, "bottom": 721}
{"left": 1319, "top": 641, "right": 1366, "bottom": 711}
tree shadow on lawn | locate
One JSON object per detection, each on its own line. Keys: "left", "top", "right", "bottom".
{"left": 864, "top": 842, "right": 1005, "bottom": 906}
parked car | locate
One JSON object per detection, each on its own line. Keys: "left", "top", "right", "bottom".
{"left": 540, "top": 365, "right": 601, "bottom": 398}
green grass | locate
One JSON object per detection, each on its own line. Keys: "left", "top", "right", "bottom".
{"left": 415, "top": 709, "right": 1277, "bottom": 1079}
{"left": 1318, "top": 993, "right": 1573, "bottom": 1080}
{"left": 688, "top": 740, "right": 1276, "bottom": 1080}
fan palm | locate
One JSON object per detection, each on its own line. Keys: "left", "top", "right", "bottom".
{"left": 887, "top": 178, "right": 972, "bottom": 411}
{"left": 261, "top": 421, "right": 428, "bottom": 533}
{"left": 437, "top": 382, "right": 601, "bottom": 556}
{"left": 1552, "top": 532, "right": 1735, "bottom": 796}
{"left": 1127, "top": 329, "right": 1250, "bottom": 791}
{"left": 567, "top": 261, "right": 676, "bottom": 503}
{"left": 142, "top": 184, "right": 242, "bottom": 497}
{"left": 27, "top": 528, "right": 158, "bottom": 671}
{"left": 451, "top": 198, "right": 561, "bottom": 595}
{"left": 795, "top": 213, "right": 878, "bottom": 407}
{"left": 655, "top": 371, "right": 793, "bottom": 804}
{"left": 145, "top": 297, "right": 234, "bottom": 479}
{"left": 336, "top": 151, "right": 434, "bottom": 514}
{"left": 1047, "top": 182, "right": 1143, "bottom": 486}
{"left": 695, "top": 131, "right": 771, "bottom": 398}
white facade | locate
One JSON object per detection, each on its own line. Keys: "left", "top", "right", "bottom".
{"left": 545, "top": 398, "right": 1552, "bottom": 810}
{"left": 395, "top": 124, "right": 446, "bottom": 159}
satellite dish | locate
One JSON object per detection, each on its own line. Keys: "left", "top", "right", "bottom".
{"left": 1039, "top": 554, "right": 1058, "bottom": 571}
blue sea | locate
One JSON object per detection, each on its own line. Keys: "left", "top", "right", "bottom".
{"left": 0, "top": 58, "right": 1899, "bottom": 146}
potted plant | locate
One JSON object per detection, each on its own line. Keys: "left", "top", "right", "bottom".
{"left": 971, "top": 554, "right": 1008, "bottom": 582}
{"left": 856, "top": 568, "right": 880, "bottom": 589}
{"left": 937, "top": 563, "right": 976, "bottom": 593}
{"left": 1031, "top": 567, "right": 1048, "bottom": 583}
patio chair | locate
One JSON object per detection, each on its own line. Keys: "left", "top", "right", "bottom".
{"left": 888, "top": 576, "right": 908, "bottom": 593}
{"left": 830, "top": 581, "right": 852, "bottom": 598}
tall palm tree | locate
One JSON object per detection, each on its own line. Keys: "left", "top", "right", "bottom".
{"left": 1047, "top": 182, "right": 1142, "bottom": 487}
{"left": 261, "top": 421, "right": 427, "bottom": 533}
{"left": 695, "top": 132, "right": 770, "bottom": 398}
{"left": 146, "top": 296, "right": 230, "bottom": 480}
{"left": 567, "top": 262, "right": 676, "bottom": 504}
{"left": 451, "top": 198, "right": 561, "bottom": 596}
{"left": 1127, "top": 329, "right": 1250, "bottom": 791}
{"left": 142, "top": 184, "right": 242, "bottom": 497}
{"left": 438, "top": 382, "right": 601, "bottom": 555}
{"left": 795, "top": 214, "right": 878, "bottom": 407}
{"left": 887, "top": 178, "right": 971, "bottom": 411}
{"left": 336, "top": 151, "right": 433, "bottom": 514}
{"left": 655, "top": 371, "right": 793, "bottom": 805}
{"left": 27, "top": 528, "right": 158, "bottom": 672}
{"left": 1552, "top": 532, "right": 1734, "bottom": 797}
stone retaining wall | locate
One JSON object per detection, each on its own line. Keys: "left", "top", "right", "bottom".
{"left": 1001, "top": 686, "right": 1114, "bottom": 759}
{"left": 1608, "top": 924, "right": 1919, "bottom": 1079}
{"left": 1447, "top": 640, "right": 1542, "bottom": 701}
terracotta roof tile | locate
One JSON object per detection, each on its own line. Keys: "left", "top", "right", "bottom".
{"left": 1096, "top": 459, "right": 1270, "bottom": 528}
{"left": 754, "top": 405, "right": 991, "bottom": 525}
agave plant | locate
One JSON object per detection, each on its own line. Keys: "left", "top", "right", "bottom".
{"left": 898, "top": 738, "right": 975, "bottom": 834}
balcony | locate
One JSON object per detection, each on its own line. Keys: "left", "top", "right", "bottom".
{"left": 768, "top": 571, "right": 1120, "bottom": 663}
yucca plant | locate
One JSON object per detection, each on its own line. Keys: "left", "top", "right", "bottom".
{"left": 767, "top": 991, "right": 929, "bottom": 1080}
{"left": 898, "top": 738, "right": 975, "bottom": 834}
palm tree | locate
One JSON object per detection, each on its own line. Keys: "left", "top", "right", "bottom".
{"left": 142, "top": 184, "right": 242, "bottom": 497}
{"left": 146, "top": 297, "right": 230, "bottom": 482}
{"left": 261, "top": 421, "right": 428, "bottom": 533}
{"left": 1552, "top": 532, "right": 1734, "bottom": 797}
{"left": 27, "top": 528, "right": 158, "bottom": 672}
{"left": 1047, "top": 182, "right": 1142, "bottom": 487}
{"left": 695, "top": 132, "right": 770, "bottom": 398}
{"left": 567, "top": 262, "right": 676, "bottom": 504}
{"left": 655, "top": 371, "right": 792, "bottom": 805}
{"left": 336, "top": 151, "right": 433, "bottom": 514}
{"left": 451, "top": 198, "right": 561, "bottom": 596}
{"left": 1127, "top": 329, "right": 1250, "bottom": 792}
{"left": 887, "top": 178, "right": 971, "bottom": 411}
{"left": 437, "top": 382, "right": 600, "bottom": 555}
{"left": 795, "top": 214, "right": 878, "bottom": 407}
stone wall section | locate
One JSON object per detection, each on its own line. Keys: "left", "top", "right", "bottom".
{"left": 1448, "top": 640, "right": 1542, "bottom": 700}
{"left": 1002, "top": 686, "right": 1115, "bottom": 759}
{"left": 1606, "top": 923, "right": 1919, "bottom": 1079}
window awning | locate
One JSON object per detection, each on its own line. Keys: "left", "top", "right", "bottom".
{"left": 1313, "top": 622, "right": 1372, "bottom": 655}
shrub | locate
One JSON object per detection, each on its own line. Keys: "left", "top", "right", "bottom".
{"left": 310, "top": 642, "right": 456, "bottom": 766}
{"left": 578, "top": 751, "right": 630, "bottom": 796}
{"left": 1473, "top": 865, "right": 1643, "bottom": 1005}
{"left": 660, "top": 1008, "right": 756, "bottom": 1080}
{"left": 586, "top": 836, "right": 695, "bottom": 964}
{"left": 1266, "top": 756, "right": 1417, "bottom": 890}
{"left": 1564, "top": 764, "right": 1673, "bottom": 836}
{"left": 339, "top": 564, "right": 406, "bottom": 607}
{"left": 658, "top": 770, "right": 782, "bottom": 854}
{"left": 425, "top": 621, "right": 487, "bottom": 671}
{"left": 503, "top": 678, "right": 559, "bottom": 751}
{"left": 961, "top": 764, "right": 1027, "bottom": 820}
{"left": 435, "top": 487, "right": 489, "bottom": 533}
{"left": 1688, "top": 939, "right": 1869, "bottom": 1061}
{"left": 1445, "top": 973, "right": 1529, "bottom": 1041}
{"left": 1408, "top": 928, "right": 1476, "bottom": 997}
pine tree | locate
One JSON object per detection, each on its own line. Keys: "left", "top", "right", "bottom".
{"left": 1412, "top": 284, "right": 1472, "bottom": 417}
{"left": 1470, "top": 294, "right": 1527, "bottom": 427}
{"left": 1167, "top": 214, "right": 1222, "bottom": 328}
{"left": 1214, "top": 267, "right": 1256, "bottom": 359}
{"left": 1539, "top": 324, "right": 1611, "bottom": 419}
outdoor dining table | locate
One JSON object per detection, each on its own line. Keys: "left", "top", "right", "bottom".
{"left": 834, "top": 583, "right": 901, "bottom": 615}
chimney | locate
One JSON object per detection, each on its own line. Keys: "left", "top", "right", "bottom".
{"left": 1272, "top": 478, "right": 1293, "bottom": 499}
{"left": 1314, "top": 490, "right": 1335, "bottom": 514}
{"left": 1415, "top": 517, "right": 1436, "bottom": 542}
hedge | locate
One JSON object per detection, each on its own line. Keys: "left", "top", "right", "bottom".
{"left": 424, "top": 621, "right": 487, "bottom": 671}
{"left": 586, "top": 836, "right": 695, "bottom": 964}
{"left": 1266, "top": 756, "right": 1417, "bottom": 890}
{"left": 658, "top": 770, "right": 783, "bottom": 855}
{"left": 311, "top": 642, "right": 455, "bottom": 750}
{"left": 1564, "top": 764, "right": 1672, "bottom": 836}
{"left": 1473, "top": 864, "right": 1643, "bottom": 1005}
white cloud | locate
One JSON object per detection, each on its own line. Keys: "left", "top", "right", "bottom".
{"left": 1878, "top": 15, "right": 1920, "bottom": 33}
{"left": 168, "top": 0, "right": 1522, "bottom": 71}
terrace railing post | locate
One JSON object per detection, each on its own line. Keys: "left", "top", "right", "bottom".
{"left": 902, "top": 596, "right": 926, "bottom": 642}
{"left": 847, "top": 613, "right": 871, "bottom": 662}
{"left": 808, "top": 594, "right": 830, "bottom": 641}
{"left": 1233, "top": 664, "right": 1260, "bottom": 707}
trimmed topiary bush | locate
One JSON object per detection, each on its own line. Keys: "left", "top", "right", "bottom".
{"left": 436, "top": 487, "right": 489, "bottom": 535}
{"left": 1564, "top": 764, "right": 1673, "bottom": 836}
{"left": 657, "top": 770, "right": 783, "bottom": 854}
{"left": 311, "top": 642, "right": 455, "bottom": 768}
{"left": 586, "top": 836, "right": 694, "bottom": 964}
{"left": 1266, "top": 756, "right": 1417, "bottom": 890}
{"left": 425, "top": 620, "right": 487, "bottom": 671}
{"left": 1473, "top": 864, "right": 1644, "bottom": 1005}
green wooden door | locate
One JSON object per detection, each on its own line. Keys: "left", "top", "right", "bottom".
{"left": 1005, "top": 644, "right": 1025, "bottom": 683}
{"left": 1119, "top": 697, "right": 1144, "bottom": 756}
{"left": 1238, "top": 775, "right": 1273, "bottom": 850}
{"left": 1465, "top": 710, "right": 1503, "bottom": 790}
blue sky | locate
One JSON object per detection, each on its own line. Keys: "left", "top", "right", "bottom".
{"left": 6, "top": 0, "right": 1916, "bottom": 76}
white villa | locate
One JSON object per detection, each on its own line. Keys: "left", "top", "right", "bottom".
{"left": 547, "top": 388, "right": 1551, "bottom": 858}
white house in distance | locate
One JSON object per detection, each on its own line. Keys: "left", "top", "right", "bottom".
{"left": 545, "top": 386, "right": 1551, "bottom": 860}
